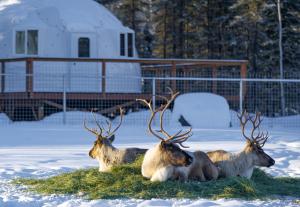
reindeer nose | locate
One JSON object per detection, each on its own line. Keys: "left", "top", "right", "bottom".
{"left": 268, "top": 158, "right": 275, "bottom": 167}
{"left": 89, "top": 151, "right": 95, "bottom": 159}
{"left": 271, "top": 159, "right": 275, "bottom": 165}
{"left": 187, "top": 157, "right": 193, "bottom": 165}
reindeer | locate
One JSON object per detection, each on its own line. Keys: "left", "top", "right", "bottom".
{"left": 207, "top": 110, "right": 275, "bottom": 179}
{"left": 138, "top": 89, "right": 219, "bottom": 182}
{"left": 84, "top": 108, "right": 147, "bottom": 172}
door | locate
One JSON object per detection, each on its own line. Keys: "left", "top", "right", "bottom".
{"left": 69, "top": 33, "right": 100, "bottom": 92}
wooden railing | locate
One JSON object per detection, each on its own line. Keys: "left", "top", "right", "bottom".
{"left": 0, "top": 57, "right": 248, "bottom": 95}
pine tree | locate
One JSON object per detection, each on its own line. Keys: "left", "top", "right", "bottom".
{"left": 96, "top": 0, "right": 152, "bottom": 57}
{"left": 281, "top": 0, "right": 300, "bottom": 75}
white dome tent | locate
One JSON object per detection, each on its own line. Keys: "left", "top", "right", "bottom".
{"left": 0, "top": 0, "right": 141, "bottom": 93}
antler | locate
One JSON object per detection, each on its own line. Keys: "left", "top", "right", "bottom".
{"left": 136, "top": 98, "right": 166, "bottom": 142}
{"left": 137, "top": 88, "right": 192, "bottom": 148}
{"left": 83, "top": 108, "right": 124, "bottom": 138}
{"left": 237, "top": 110, "right": 269, "bottom": 147}
{"left": 237, "top": 110, "right": 251, "bottom": 142}
{"left": 84, "top": 110, "right": 104, "bottom": 136}
{"left": 105, "top": 108, "right": 124, "bottom": 138}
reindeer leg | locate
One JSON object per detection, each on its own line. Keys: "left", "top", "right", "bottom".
{"left": 203, "top": 163, "right": 219, "bottom": 181}
{"left": 173, "top": 167, "right": 189, "bottom": 182}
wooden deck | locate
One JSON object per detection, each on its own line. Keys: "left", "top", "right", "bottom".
{"left": 0, "top": 57, "right": 247, "bottom": 120}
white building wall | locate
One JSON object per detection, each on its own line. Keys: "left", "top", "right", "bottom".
{"left": 4, "top": 62, "right": 26, "bottom": 92}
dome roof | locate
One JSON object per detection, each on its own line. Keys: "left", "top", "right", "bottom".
{"left": 0, "top": 0, "right": 131, "bottom": 32}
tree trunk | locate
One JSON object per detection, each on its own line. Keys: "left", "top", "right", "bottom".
{"left": 277, "top": 0, "right": 286, "bottom": 116}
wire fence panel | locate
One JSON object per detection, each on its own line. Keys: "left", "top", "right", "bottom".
{"left": 0, "top": 73, "right": 300, "bottom": 129}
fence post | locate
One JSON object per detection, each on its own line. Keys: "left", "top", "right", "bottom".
{"left": 102, "top": 61, "right": 106, "bottom": 95}
{"left": 152, "top": 78, "right": 156, "bottom": 111}
{"left": 239, "top": 79, "right": 243, "bottom": 113}
{"left": 26, "top": 59, "right": 33, "bottom": 97}
{"left": 171, "top": 62, "right": 176, "bottom": 92}
{"left": 63, "top": 74, "right": 67, "bottom": 125}
{"left": 212, "top": 65, "right": 217, "bottom": 93}
{"left": 1, "top": 61, "right": 5, "bottom": 93}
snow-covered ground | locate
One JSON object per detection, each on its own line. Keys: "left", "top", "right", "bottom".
{"left": 0, "top": 123, "right": 300, "bottom": 207}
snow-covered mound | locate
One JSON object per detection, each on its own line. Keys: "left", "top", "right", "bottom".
{"left": 172, "top": 93, "right": 230, "bottom": 128}
{"left": 0, "top": 113, "right": 10, "bottom": 124}
{"left": 41, "top": 111, "right": 108, "bottom": 125}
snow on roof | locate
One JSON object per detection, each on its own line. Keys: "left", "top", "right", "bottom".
{"left": 0, "top": 0, "right": 132, "bottom": 32}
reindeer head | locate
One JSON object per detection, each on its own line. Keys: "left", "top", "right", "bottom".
{"left": 84, "top": 108, "right": 124, "bottom": 159}
{"left": 238, "top": 110, "right": 275, "bottom": 167}
{"left": 137, "top": 88, "right": 193, "bottom": 167}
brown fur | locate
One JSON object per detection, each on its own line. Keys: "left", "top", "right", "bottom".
{"left": 160, "top": 142, "right": 192, "bottom": 167}
{"left": 188, "top": 151, "right": 219, "bottom": 181}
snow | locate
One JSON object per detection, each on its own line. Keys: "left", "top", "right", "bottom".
{"left": 0, "top": 120, "right": 300, "bottom": 206}
{"left": 113, "top": 109, "right": 180, "bottom": 128}
{"left": 41, "top": 111, "right": 108, "bottom": 125}
{"left": 172, "top": 93, "right": 231, "bottom": 128}
{"left": 0, "top": 95, "right": 299, "bottom": 206}
{"left": 0, "top": 113, "right": 11, "bottom": 124}
{"left": 230, "top": 110, "right": 300, "bottom": 129}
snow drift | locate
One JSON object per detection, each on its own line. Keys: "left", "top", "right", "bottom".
{"left": 0, "top": 113, "right": 10, "bottom": 124}
{"left": 172, "top": 93, "right": 231, "bottom": 128}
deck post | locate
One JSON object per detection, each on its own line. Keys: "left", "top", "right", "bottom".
{"left": 152, "top": 78, "right": 156, "bottom": 111}
{"left": 63, "top": 74, "right": 67, "bottom": 125}
{"left": 26, "top": 59, "right": 33, "bottom": 97}
{"left": 240, "top": 63, "right": 247, "bottom": 100}
{"left": 239, "top": 79, "right": 243, "bottom": 113}
{"left": 1, "top": 61, "right": 5, "bottom": 93}
{"left": 171, "top": 62, "right": 176, "bottom": 91}
{"left": 102, "top": 61, "right": 106, "bottom": 95}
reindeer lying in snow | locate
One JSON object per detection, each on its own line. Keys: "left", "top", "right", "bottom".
{"left": 207, "top": 110, "right": 275, "bottom": 179}
{"left": 84, "top": 108, "right": 147, "bottom": 172}
{"left": 138, "top": 89, "right": 219, "bottom": 182}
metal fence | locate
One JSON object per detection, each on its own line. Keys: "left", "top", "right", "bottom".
{"left": 1, "top": 72, "right": 300, "bottom": 129}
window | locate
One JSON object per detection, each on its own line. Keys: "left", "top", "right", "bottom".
{"left": 78, "top": 37, "right": 90, "bottom": 57}
{"left": 127, "top": 33, "right": 133, "bottom": 57}
{"left": 27, "top": 30, "right": 38, "bottom": 55}
{"left": 15, "top": 31, "right": 25, "bottom": 54}
{"left": 120, "top": 33, "right": 125, "bottom": 56}
{"left": 15, "top": 30, "right": 38, "bottom": 55}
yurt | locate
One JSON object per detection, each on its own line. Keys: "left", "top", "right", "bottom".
{"left": 0, "top": 0, "right": 141, "bottom": 93}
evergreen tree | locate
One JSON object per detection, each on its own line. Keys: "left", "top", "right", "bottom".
{"left": 95, "top": 0, "right": 299, "bottom": 75}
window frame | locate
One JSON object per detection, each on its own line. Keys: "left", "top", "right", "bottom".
{"left": 127, "top": 33, "right": 134, "bottom": 57}
{"left": 27, "top": 30, "right": 39, "bottom": 55}
{"left": 120, "top": 33, "right": 125, "bottom": 57}
{"left": 13, "top": 29, "right": 39, "bottom": 56}
{"left": 78, "top": 37, "right": 90, "bottom": 58}
{"left": 15, "top": 31, "right": 26, "bottom": 55}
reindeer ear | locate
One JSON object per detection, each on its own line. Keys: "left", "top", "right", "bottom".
{"left": 108, "top": 135, "right": 115, "bottom": 143}
{"left": 246, "top": 139, "right": 252, "bottom": 146}
{"left": 160, "top": 141, "right": 166, "bottom": 148}
{"left": 97, "top": 136, "right": 103, "bottom": 143}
